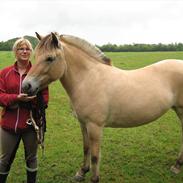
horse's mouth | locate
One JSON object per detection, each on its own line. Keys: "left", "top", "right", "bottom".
{"left": 22, "top": 82, "right": 39, "bottom": 96}
{"left": 26, "top": 89, "right": 38, "bottom": 96}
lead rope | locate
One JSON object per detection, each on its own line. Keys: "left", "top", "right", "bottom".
{"left": 26, "top": 111, "right": 45, "bottom": 157}
{"left": 26, "top": 92, "right": 46, "bottom": 157}
{"left": 26, "top": 111, "right": 40, "bottom": 140}
{"left": 37, "top": 92, "right": 47, "bottom": 157}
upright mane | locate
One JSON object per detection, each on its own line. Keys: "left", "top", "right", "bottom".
{"left": 60, "top": 34, "right": 112, "bottom": 66}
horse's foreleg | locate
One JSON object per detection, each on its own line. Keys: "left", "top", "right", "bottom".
{"left": 75, "top": 123, "right": 90, "bottom": 181}
{"left": 171, "top": 107, "right": 183, "bottom": 174}
{"left": 87, "top": 122, "right": 102, "bottom": 183}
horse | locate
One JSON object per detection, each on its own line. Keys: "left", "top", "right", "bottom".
{"left": 22, "top": 32, "right": 183, "bottom": 183}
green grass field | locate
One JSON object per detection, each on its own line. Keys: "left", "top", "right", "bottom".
{"left": 1, "top": 51, "right": 183, "bottom": 183}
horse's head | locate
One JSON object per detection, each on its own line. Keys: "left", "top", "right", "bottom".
{"left": 22, "top": 32, "right": 67, "bottom": 95}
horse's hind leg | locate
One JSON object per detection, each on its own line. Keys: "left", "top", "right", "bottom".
{"left": 171, "top": 107, "right": 183, "bottom": 174}
{"left": 74, "top": 123, "right": 90, "bottom": 181}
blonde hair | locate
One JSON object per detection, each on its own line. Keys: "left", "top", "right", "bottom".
{"left": 12, "top": 38, "right": 33, "bottom": 52}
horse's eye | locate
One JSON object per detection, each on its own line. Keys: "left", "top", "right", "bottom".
{"left": 46, "top": 56, "right": 54, "bottom": 63}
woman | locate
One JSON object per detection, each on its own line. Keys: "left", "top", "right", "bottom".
{"left": 0, "top": 38, "right": 49, "bottom": 183}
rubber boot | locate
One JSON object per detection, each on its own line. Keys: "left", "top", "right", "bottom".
{"left": 27, "top": 171, "right": 37, "bottom": 183}
{"left": 0, "top": 173, "right": 8, "bottom": 183}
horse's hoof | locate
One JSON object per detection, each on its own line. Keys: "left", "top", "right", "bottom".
{"left": 90, "top": 176, "right": 99, "bottom": 183}
{"left": 90, "top": 181, "right": 99, "bottom": 183}
{"left": 74, "top": 173, "right": 85, "bottom": 182}
{"left": 170, "top": 165, "right": 181, "bottom": 174}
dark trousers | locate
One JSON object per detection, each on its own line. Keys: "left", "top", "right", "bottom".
{"left": 0, "top": 127, "right": 38, "bottom": 182}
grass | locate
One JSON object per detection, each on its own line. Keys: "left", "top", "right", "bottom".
{"left": 1, "top": 51, "right": 183, "bottom": 182}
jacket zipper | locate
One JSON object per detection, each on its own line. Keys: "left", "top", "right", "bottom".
{"left": 15, "top": 74, "right": 22, "bottom": 133}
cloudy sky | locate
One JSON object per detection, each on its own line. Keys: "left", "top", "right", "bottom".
{"left": 1, "top": 0, "right": 183, "bottom": 45}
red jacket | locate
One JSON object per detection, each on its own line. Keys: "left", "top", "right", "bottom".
{"left": 0, "top": 62, "right": 49, "bottom": 133}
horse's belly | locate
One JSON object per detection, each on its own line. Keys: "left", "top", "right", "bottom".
{"left": 105, "top": 98, "right": 172, "bottom": 128}
{"left": 105, "top": 109, "right": 168, "bottom": 128}
{"left": 103, "top": 78, "right": 175, "bottom": 128}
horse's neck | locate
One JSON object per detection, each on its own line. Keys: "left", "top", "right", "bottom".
{"left": 60, "top": 47, "right": 95, "bottom": 97}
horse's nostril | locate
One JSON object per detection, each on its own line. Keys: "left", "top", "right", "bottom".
{"left": 27, "top": 83, "right": 31, "bottom": 90}
{"left": 22, "top": 82, "right": 32, "bottom": 93}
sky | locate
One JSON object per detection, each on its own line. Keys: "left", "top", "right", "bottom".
{"left": 1, "top": 0, "right": 183, "bottom": 45}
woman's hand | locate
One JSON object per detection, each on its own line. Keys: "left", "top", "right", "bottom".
{"left": 17, "top": 93, "right": 36, "bottom": 102}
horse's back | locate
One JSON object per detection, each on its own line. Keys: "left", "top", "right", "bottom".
{"left": 103, "top": 59, "right": 183, "bottom": 127}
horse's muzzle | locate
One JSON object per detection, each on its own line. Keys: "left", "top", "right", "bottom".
{"left": 22, "top": 78, "right": 39, "bottom": 96}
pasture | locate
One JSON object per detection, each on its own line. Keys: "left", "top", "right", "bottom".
{"left": 1, "top": 51, "right": 183, "bottom": 183}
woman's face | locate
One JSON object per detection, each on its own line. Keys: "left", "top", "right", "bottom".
{"left": 15, "top": 43, "right": 32, "bottom": 62}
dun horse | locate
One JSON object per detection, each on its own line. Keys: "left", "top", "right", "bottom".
{"left": 22, "top": 32, "right": 183, "bottom": 183}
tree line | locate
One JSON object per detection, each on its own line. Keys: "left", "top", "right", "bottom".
{"left": 97, "top": 43, "right": 183, "bottom": 52}
{"left": 1, "top": 36, "right": 183, "bottom": 52}
{"left": 0, "top": 36, "right": 38, "bottom": 51}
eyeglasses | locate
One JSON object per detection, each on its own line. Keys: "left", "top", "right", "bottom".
{"left": 17, "top": 48, "right": 31, "bottom": 52}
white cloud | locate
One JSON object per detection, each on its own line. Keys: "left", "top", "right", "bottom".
{"left": 1, "top": 0, "right": 183, "bottom": 44}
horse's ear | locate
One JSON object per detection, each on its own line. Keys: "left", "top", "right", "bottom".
{"left": 35, "top": 32, "right": 43, "bottom": 40}
{"left": 51, "top": 32, "right": 60, "bottom": 48}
